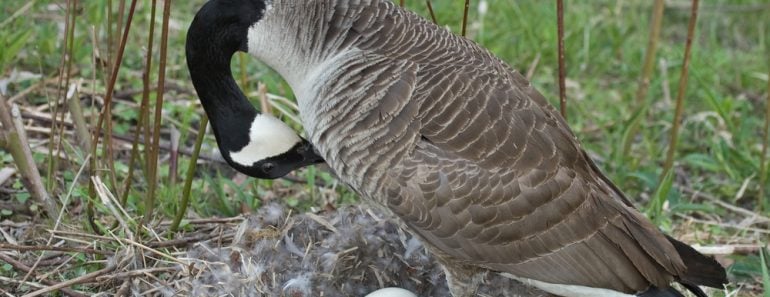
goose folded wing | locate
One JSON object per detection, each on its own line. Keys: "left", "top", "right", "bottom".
{"left": 382, "top": 68, "right": 686, "bottom": 294}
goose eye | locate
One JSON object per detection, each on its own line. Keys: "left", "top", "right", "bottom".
{"left": 261, "top": 162, "right": 275, "bottom": 173}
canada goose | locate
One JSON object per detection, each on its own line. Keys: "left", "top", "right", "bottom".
{"left": 185, "top": 0, "right": 728, "bottom": 296}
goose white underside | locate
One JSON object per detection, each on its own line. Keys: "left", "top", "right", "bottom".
{"left": 229, "top": 114, "right": 301, "bottom": 166}
{"left": 501, "top": 273, "right": 635, "bottom": 297}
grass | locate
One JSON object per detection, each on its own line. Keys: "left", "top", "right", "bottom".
{"left": 0, "top": 0, "right": 768, "bottom": 295}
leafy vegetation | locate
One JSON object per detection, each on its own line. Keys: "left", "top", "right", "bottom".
{"left": 0, "top": 0, "right": 767, "bottom": 295}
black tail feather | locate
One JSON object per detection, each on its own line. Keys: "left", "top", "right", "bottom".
{"left": 639, "top": 286, "right": 685, "bottom": 297}
{"left": 665, "top": 235, "right": 728, "bottom": 288}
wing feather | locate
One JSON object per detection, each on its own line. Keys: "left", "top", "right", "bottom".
{"left": 312, "top": 1, "right": 693, "bottom": 294}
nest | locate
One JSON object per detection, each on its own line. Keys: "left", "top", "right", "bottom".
{"left": 173, "top": 203, "right": 547, "bottom": 297}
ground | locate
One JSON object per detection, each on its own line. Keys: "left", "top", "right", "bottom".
{"left": 0, "top": 0, "right": 768, "bottom": 296}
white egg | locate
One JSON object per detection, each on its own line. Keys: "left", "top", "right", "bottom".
{"left": 364, "top": 287, "right": 418, "bottom": 297}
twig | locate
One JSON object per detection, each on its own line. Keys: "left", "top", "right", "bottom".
{"left": 150, "top": 232, "right": 222, "bottom": 248}
{"left": 556, "top": 0, "right": 567, "bottom": 119}
{"left": 20, "top": 263, "right": 116, "bottom": 297}
{"left": 96, "top": 267, "right": 179, "bottom": 282}
{"left": 675, "top": 213, "right": 770, "bottom": 235}
{"left": 66, "top": 82, "right": 92, "bottom": 152}
{"left": 168, "top": 126, "right": 180, "bottom": 185}
{"left": 461, "top": 0, "right": 470, "bottom": 37}
{"left": 0, "top": 95, "right": 58, "bottom": 217}
{"left": 160, "top": 216, "right": 243, "bottom": 226}
{"left": 0, "top": 243, "right": 113, "bottom": 256}
{"left": 682, "top": 187, "right": 770, "bottom": 224}
{"left": 0, "top": 253, "right": 88, "bottom": 297}
{"left": 691, "top": 244, "right": 762, "bottom": 255}
{"left": 0, "top": 276, "right": 46, "bottom": 290}
{"left": 425, "top": 0, "right": 438, "bottom": 24}
{"left": 661, "top": 0, "right": 699, "bottom": 179}
{"left": 258, "top": 83, "right": 272, "bottom": 115}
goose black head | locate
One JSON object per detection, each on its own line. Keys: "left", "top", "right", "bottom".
{"left": 186, "top": 0, "right": 324, "bottom": 179}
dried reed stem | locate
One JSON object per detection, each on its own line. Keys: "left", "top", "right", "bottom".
{"left": 662, "top": 0, "right": 699, "bottom": 178}
{"left": 557, "top": 0, "right": 567, "bottom": 119}
{"left": 143, "top": 0, "right": 173, "bottom": 226}
{"left": 760, "top": 64, "right": 770, "bottom": 211}
{"left": 461, "top": 0, "right": 470, "bottom": 37}
{"left": 621, "top": 0, "right": 666, "bottom": 158}
{"left": 0, "top": 96, "right": 58, "bottom": 217}
{"left": 88, "top": 0, "right": 139, "bottom": 233}
{"left": 425, "top": 0, "right": 438, "bottom": 24}
{"left": 170, "top": 116, "right": 209, "bottom": 233}
{"left": 67, "top": 86, "right": 92, "bottom": 152}
{"left": 120, "top": 0, "right": 158, "bottom": 210}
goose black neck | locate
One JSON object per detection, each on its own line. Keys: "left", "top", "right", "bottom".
{"left": 185, "top": 0, "right": 265, "bottom": 153}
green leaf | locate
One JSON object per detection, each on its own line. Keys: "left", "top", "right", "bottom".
{"left": 15, "top": 192, "right": 29, "bottom": 203}
{"left": 647, "top": 170, "right": 674, "bottom": 223}
{"left": 1, "top": 209, "right": 12, "bottom": 216}
{"left": 0, "top": 29, "right": 33, "bottom": 71}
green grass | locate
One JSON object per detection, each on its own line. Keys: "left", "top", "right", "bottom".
{"left": 0, "top": 0, "right": 768, "bottom": 295}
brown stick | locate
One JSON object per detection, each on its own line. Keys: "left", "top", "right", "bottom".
{"left": 97, "top": 267, "right": 178, "bottom": 281}
{"left": 0, "top": 95, "right": 58, "bottom": 217}
{"left": 67, "top": 85, "right": 92, "bottom": 152}
{"left": 147, "top": 232, "right": 222, "bottom": 249}
{"left": 0, "top": 243, "right": 114, "bottom": 256}
{"left": 461, "top": 0, "right": 470, "bottom": 37}
{"left": 0, "top": 253, "right": 88, "bottom": 297}
{"left": 20, "top": 263, "right": 116, "bottom": 297}
{"left": 661, "top": 0, "right": 699, "bottom": 177}
{"left": 556, "top": 0, "right": 567, "bottom": 119}
{"left": 425, "top": 0, "right": 438, "bottom": 24}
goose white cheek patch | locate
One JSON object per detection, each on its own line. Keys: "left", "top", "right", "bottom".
{"left": 229, "top": 114, "right": 302, "bottom": 167}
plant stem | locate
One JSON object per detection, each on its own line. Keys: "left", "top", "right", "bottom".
{"left": 461, "top": 0, "right": 470, "bottom": 37}
{"left": 120, "top": 0, "right": 157, "bottom": 208}
{"left": 88, "top": 0, "right": 139, "bottom": 233}
{"left": 760, "top": 62, "right": 770, "bottom": 212}
{"left": 425, "top": 0, "right": 438, "bottom": 24}
{"left": 67, "top": 87, "right": 91, "bottom": 152}
{"left": 622, "top": 0, "right": 665, "bottom": 158}
{"left": 142, "top": 0, "right": 173, "bottom": 227}
{"left": 557, "top": 0, "right": 567, "bottom": 120}
{"left": 170, "top": 117, "right": 208, "bottom": 233}
{"left": 0, "top": 96, "right": 59, "bottom": 217}
{"left": 661, "top": 0, "right": 699, "bottom": 180}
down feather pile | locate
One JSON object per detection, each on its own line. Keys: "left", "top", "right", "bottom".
{"left": 172, "top": 203, "right": 546, "bottom": 296}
